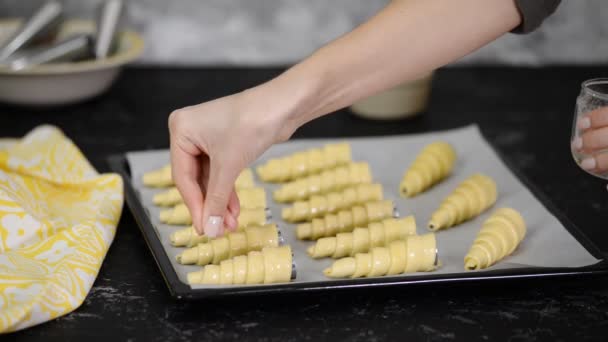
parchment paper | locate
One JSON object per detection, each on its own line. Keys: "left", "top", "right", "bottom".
{"left": 126, "top": 125, "right": 600, "bottom": 289}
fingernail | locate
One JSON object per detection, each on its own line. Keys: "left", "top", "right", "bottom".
{"left": 572, "top": 137, "right": 583, "bottom": 150}
{"left": 205, "top": 216, "right": 223, "bottom": 238}
{"left": 578, "top": 117, "right": 591, "bottom": 130}
{"left": 581, "top": 157, "right": 596, "bottom": 170}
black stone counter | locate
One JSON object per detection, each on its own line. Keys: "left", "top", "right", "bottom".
{"left": 5, "top": 66, "right": 608, "bottom": 341}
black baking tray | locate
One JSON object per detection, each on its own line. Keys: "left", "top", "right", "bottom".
{"left": 108, "top": 149, "right": 608, "bottom": 300}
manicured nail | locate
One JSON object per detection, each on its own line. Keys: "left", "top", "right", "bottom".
{"left": 572, "top": 137, "right": 583, "bottom": 150}
{"left": 581, "top": 157, "right": 596, "bottom": 170}
{"left": 205, "top": 216, "right": 223, "bottom": 238}
{"left": 578, "top": 117, "right": 591, "bottom": 130}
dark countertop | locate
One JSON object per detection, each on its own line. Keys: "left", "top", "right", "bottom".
{"left": 6, "top": 66, "right": 608, "bottom": 341}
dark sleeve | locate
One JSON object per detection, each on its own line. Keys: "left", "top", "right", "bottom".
{"left": 511, "top": 0, "right": 561, "bottom": 34}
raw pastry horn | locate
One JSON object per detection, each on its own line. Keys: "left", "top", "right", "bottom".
{"left": 282, "top": 183, "right": 383, "bottom": 223}
{"left": 296, "top": 200, "right": 394, "bottom": 240}
{"left": 160, "top": 203, "right": 192, "bottom": 225}
{"left": 236, "top": 187, "right": 267, "bottom": 209}
{"left": 142, "top": 165, "right": 173, "bottom": 187}
{"left": 187, "top": 245, "right": 294, "bottom": 285}
{"left": 399, "top": 141, "right": 456, "bottom": 198}
{"left": 464, "top": 208, "right": 526, "bottom": 270}
{"left": 170, "top": 225, "right": 214, "bottom": 247}
{"left": 176, "top": 224, "right": 280, "bottom": 266}
{"left": 153, "top": 185, "right": 265, "bottom": 209}
{"left": 307, "top": 216, "right": 417, "bottom": 259}
{"left": 153, "top": 187, "right": 182, "bottom": 207}
{"left": 256, "top": 143, "right": 351, "bottom": 183}
{"left": 235, "top": 168, "right": 255, "bottom": 189}
{"left": 273, "top": 162, "right": 372, "bottom": 203}
{"left": 161, "top": 205, "right": 268, "bottom": 227}
{"left": 428, "top": 173, "right": 497, "bottom": 231}
{"left": 144, "top": 166, "right": 254, "bottom": 189}
{"left": 323, "top": 233, "right": 438, "bottom": 278}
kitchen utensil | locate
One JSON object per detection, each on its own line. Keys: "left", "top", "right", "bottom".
{"left": 0, "top": 1, "right": 63, "bottom": 61}
{"left": 95, "top": 0, "right": 125, "bottom": 59}
{"left": 10, "top": 34, "right": 93, "bottom": 71}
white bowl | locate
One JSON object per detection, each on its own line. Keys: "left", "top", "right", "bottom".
{"left": 350, "top": 73, "right": 434, "bottom": 120}
{"left": 0, "top": 19, "right": 143, "bottom": 106}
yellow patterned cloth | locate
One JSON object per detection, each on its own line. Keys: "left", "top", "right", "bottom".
{"left": 0, "top": 126, "right": 123, "bottom": 333}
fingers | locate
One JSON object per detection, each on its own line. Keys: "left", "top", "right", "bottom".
{"left": 225, "top": 189, "right": 241, "bottom": 231}
{"left": 578, "top": 126, "right": 608, "bottom": 153}
{"left": 578, "top": 107, "right": 608, "bottom": 130}
{"left": 170, "top": 144, "right": 205, "bottom": 234}
{"left": 579, "top": 152, "right": 608, "bottom": 174}
{"left": 169, "top": 109, "right": 207, "bottom": 235}
{"left": 201, "top": 158, "right": 240, "bottom": 238}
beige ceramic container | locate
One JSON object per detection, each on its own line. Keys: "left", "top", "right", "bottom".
{"left": 0, "top": 19, "right": 143, "bottom": 106}
{"left": 350, "top": 73, "right": 434, "bottom": 120}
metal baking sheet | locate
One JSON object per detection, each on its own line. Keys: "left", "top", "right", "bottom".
{"left": 110, "top": 125, "right": 606, "bottom": 299}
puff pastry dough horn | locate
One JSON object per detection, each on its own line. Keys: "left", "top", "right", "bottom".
{"left": 153, "top": 186, "right": 266, "bottom": 209}
{"left": 170, "top": 225, "right": 214, "bottom": 247}
{"left": 274, "top": 162, "right": 372, "bottom": 203}
{"left": 399, "top": 142, "right": 456, "bottom": 198}
{"left": 153, "top": 187, "right": 182, "bottom": 207}
{"left": 428, "top": 174, "right": 497, "bottom": 231}
{"left": 177, "top": 224, "right": 279, "bottom": 266}
{"left": 464, "top": 208, "right": 526, "bottom": 270}
{"left": 296, "top": 200, "right": 394, "bottom": 240}
{"left": 308, "top": 216, "right": 417, "bottom": 259}
{"left": 142, "top": 165, "right": 173, "bottom": 188}
{"left": 161, "top": 205, "right": 267, "bottom": 227}
{"left": 160, "top": 203, "right": 192, "bottom": 225}
{"left": 170, "top": 217, "right": 273, "bottom": 248}
{"left": 235, "top": 168, "right": 255, "bottom": 189}
{"left": 256, "top": 143, "right": 352, "bottom": 183}
{"left": 282, "top": 183, "right": 383, "bottom": 223}
{"left": 187, "top": 245, "right": 293, "bottom": 285}
{"left": 143, "top": 166, "right": 254, "bottom": 189}
{"left": 324, "top": 233, "right": 438, "bottom": 278}
{"left": 237, "top": 187, "right": 267, "bottom": 209}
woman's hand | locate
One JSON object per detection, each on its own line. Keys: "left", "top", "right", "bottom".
{"left": 169, "top": 87, "right": 294, "bottom": 237}
{"left": 574, "top": 107, "right": 608, "bottom": 173}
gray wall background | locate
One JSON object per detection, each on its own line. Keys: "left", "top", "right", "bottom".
{"left": 2, "top": 0, "right": 607, "bottom": 66}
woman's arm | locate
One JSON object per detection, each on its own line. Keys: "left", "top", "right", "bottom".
{"left": 169, "top": 0, "right": 522, "bottom": 237}
{"left": 252, "top": 0, "right": 522, "bottom": 137}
